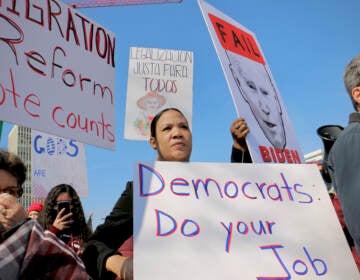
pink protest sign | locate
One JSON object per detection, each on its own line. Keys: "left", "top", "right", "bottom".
{"left": 0, "top": 1, "right": 116, "bottom": 149}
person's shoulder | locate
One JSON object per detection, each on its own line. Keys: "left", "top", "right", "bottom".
{"left": 120, "top": 181, "right": 133, "bottom": 199}
{"left": 340, "top": 120, "right": 360, "bottom": 138}
{"left": 330, "top": 120, "right": 360, "bottom": 157}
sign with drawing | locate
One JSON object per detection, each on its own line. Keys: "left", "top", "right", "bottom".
{"left": 198, "top": 0, "right": 304, "bottom": 163}
{"left": 133, "top": 161, "right": 358, "bottom": 279}
{"left": 124, "top": 47, "right": 193, "bottom": 140}
{"left": 0, "top": 1, "right": 116, "bottom": 149}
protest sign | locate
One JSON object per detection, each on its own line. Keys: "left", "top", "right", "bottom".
{"left": 124, "top": 47, "right": 193, "bottom": 140}
{"left": 32, "top": 129, "right": 88, "bottom": 198}
{"left": 0, "top": 1, "right": 116, "bottom": 149}
{"left": 133, "top": 161, "right": 358, "bottom": 279}
{"left": 198, "top": 0, "right": 304, "bottom": 163}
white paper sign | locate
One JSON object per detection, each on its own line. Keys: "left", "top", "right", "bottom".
{"left": 133, "top": 162, "right": 358, "bottom": 279}
{"left": 124, "top": 47, "right": 193, "bottom": 140}
{"left": 0, "top": 1, "right": 116, "bottom": 149}
{"left": 31, "top": 130, "right": 88, "bottom": 198}
{"left": 198, "top": 0, "right": 304, "bottom": 164}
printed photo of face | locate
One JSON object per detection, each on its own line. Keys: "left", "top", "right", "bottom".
{"left": 228, "top": 52, "right": 286, "bottom": 149}
{"left": 142, "top": 97, "right": 162, "bottom": 114}
{"left": 134, "top": 91, "right": 167, "bottom": 137}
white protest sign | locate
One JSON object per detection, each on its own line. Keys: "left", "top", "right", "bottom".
{"left": 198, "top": 0, "right": 304, "bottom": 163}
{"left": 124, "top": 47, "right": 193, "bottom": 140}
{"left": 133, "top": 161, "right": 358, "bottom": 279}
{"left": 0, "top": 1, "right": 116, "bottom": 150}
{"left": 31, "top": 130, "right": 88, "bottom": 198}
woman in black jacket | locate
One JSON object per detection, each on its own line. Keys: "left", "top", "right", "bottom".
{"left": 82, "top": 108, "right": 250, "bottom": 280}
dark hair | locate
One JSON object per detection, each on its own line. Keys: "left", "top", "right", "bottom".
{"left": 38, "top": 184, "right": 92, "bottom": 241}
{"left": 0, "top": 149, "right": 26, "bottom": 197}
{"left": 150, "top": 107, "right": 184, "bottom": 138}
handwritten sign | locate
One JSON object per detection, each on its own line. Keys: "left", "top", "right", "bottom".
{"left": 198, "top": 0, "right": 304, "bottom": 163}
{"left": 124, "top": 47, "right": 193, "bottom": 140}
{"left": 31, "top": 130, "right": 88, "bottom": 198}
{"left": 0, "top": 1, "right": 116, "bottom": 149}
{"left": 133, "top": 161, "right": 358, "bottom": 279}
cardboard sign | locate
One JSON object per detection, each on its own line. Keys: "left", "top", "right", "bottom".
{"left": 31, "top": 130, "right": 88, "bottom": 198}
{"left": 124, "top": 47, "right": 193, "bottom": 140}
{"left": 0, "top": 1, "right": 116, "bottom": 149}
{"left": 198, "top": 0, "right": 304, "bottom": 163}
{"left": 133, "top": 161, "right": 358, "bottom": 279}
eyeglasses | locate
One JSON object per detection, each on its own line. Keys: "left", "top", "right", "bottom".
{"left": 0, "top": 185, "right": 21, "bottom": 198}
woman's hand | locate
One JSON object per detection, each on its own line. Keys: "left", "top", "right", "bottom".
{"left": 230, "top": 117, "right": 250, "bottom": 151}
{"left": 52, "top": 208, "right": 73, "bottom": 231}
{"left": 0, "top": 193, "right": 26, "bottom": 234}
{"left": 106, "top": 254, "right": 133, "bottom": 280}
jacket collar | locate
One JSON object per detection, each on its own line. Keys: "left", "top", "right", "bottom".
{"left": 349, "top": 112, "right": 360, "bottom": 123}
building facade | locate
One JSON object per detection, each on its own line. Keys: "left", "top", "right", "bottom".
{"left": 8, "top": 125, "right": 42, "bottom": 211}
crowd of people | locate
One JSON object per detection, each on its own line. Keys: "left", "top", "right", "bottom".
{"left": 0, "top": 150, "right": 88, "bottom": 279}
{"left": 1, "top": 53, "right": 360, "bottom": 279}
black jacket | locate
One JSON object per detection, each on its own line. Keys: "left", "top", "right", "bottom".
{"left": 82, "top": 147, "right": 252, "bottom": 279}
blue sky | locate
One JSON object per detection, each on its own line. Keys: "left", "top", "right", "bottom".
{"left": 1, "top": 0, "right": 360, "bottom": 227}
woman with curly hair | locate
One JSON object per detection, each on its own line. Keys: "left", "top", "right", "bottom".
{"left": 38, "top": 183, "right": 92, "bottom": 256}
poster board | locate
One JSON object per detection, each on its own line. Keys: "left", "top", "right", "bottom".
{"left": 31, "top": 130, "right": 88, "bottom": 198}
{"left": 198, "top": 0, "right": 304, "bottom": 163}
{"left": 0, "top": 1, "right": 116, "bottom": 149}
{"left": 133, "top": 161, "right": 358, "bottom": 279}
{"left": 124, "top": 47, "right": 193, "bottom": 140}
